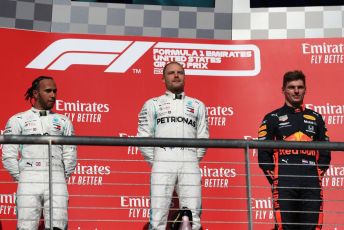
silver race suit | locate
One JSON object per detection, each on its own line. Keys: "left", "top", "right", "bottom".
{"left": 2, "top": 107, "right": 77, "bottom": 230}
{"left": 137, "top": 91, "right": 209, "bottom": 230}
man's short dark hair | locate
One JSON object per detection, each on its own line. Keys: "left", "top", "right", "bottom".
{"left": 283, "top": 70, "right": 306, "bottom": 89}
{"left": 162, "top": 62, "right": 184, "bottom": 77}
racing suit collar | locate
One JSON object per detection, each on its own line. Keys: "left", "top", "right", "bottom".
{"left": 30, "top": 107, "right": 52, "bottom": 116}
{"left": 283, "top": 103, "right": 305, "bottom": 113}
{"left": 165, "top": 90, "right": 185, "bottom": 100}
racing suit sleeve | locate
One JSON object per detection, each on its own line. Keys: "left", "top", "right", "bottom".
{"left": 196, "top": 102, "right": 209, "bottom": 162}
{"left": 62, "top": 118, "right": 77, "bottom": 178}
{"left": 2, "top": 116, "right": 21, "bottom": 181}
{"left": 137, "top": 100, "right": 155, "bottom": 166}
{"left": 315, "top": 116, "right": 331, "bottom": 176}
{"left": 257, "top": 114, "right": 276, "bottom": 185}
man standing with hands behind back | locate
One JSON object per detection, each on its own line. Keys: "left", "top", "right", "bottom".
{"left": 258, "top": 70, "right": 331, "bottom": 229}
{"left": 2, "top": 76, "right": 77, "bottom": 230}
{"left": 137, "top": 62, "right": 209, "bottom": 229}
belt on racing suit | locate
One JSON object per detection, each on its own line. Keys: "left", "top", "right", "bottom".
{"left": 22, "top": 160, "right": 64, "bottom": 168}
{"left": 159, "top": 147, "right": 196, "bottom": 152}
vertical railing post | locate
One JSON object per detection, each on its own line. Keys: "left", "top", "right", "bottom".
{"left": 245, "top": 143, "right": 253, "bottom": 230}
{"left": 48, "top": 139, "right": 53, "bottom": 230}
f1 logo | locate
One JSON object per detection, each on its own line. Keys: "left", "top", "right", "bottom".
{"left": 27, "top": 38, "right": 261, "bottom": 77}
{"left": 26, "top": 39, "right": 155, "bottom": 72}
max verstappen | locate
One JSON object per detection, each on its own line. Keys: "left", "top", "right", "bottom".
{"left": 2, "top": 76, "right": 77, "bottom": 230}
{"left": 137, "top": 62, "right": 209, "bottom": 229}
{"left": 258, "top": 70, "right": 331, "bottom": 229}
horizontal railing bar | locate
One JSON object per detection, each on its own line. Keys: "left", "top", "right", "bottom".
{"left": 1, "top": 135, "right": 344, "bottom": 150}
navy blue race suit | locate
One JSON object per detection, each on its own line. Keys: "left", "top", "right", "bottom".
{"left": 258, "top": 104, "right": 331, "bottom": 230}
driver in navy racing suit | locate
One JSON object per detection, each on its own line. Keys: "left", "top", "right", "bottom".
{"left": 258, "top": 70, "right": 330, "bottom": 230}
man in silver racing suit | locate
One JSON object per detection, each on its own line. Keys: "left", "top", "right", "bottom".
{"left": 2, "top": 76, "right": 77, "bottom": 230}
{"left": 137, "top": 62, "right": 209, "bottom": 230}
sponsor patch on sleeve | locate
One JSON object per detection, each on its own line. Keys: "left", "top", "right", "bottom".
{"left": 303, "top": 114, "right": 316, "bottom": 121}
{"left": 258, "top": 131, "right": 267, "bottom": 138}
{"left": 258, "top": 124, "right": 267, "bottom": 132}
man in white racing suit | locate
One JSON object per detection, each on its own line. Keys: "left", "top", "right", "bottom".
{"left": 2, "top": 76, "right": 77, "bottom": 230}
{"left": 137, "top": 62, "right": 209, "bottom": 230}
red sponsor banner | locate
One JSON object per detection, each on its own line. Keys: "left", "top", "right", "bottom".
{"left": 0, "top": 28, "right": 343, "bottom": 229}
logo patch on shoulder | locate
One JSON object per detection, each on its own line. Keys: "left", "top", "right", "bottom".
{"left": 303, "top": 114, "right": 316, "bottom": 121}
{"left": 278, "top": 115, "right": 288, "bottom": 122}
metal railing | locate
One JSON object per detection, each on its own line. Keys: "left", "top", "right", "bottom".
{"left": 1, "top": 135, "right": 344, "bottom": 229}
